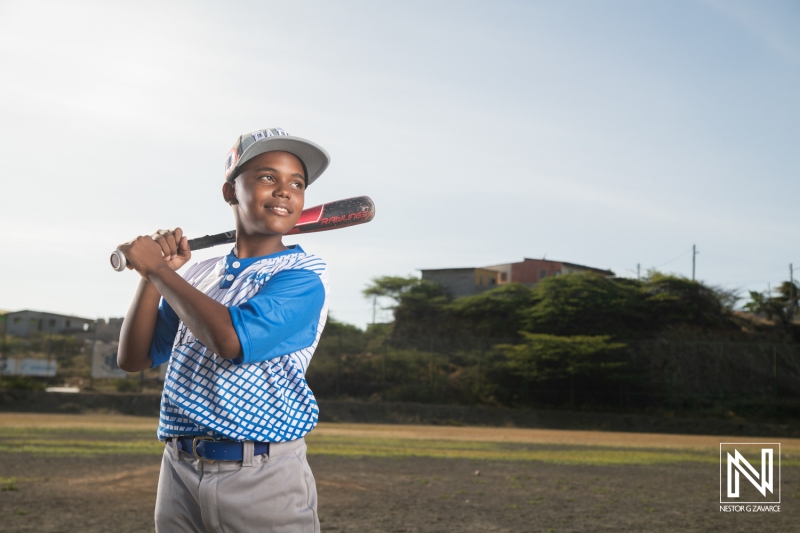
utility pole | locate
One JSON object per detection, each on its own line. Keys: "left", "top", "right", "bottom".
{"left": 89, "top": 318, "right": 99, "bottom": 390}
{"left": 791, "top": 263, "right": 795, "bottom": 321}
{"left": 371, "top": 295, "right": 377, "bottom": 325}
{"left": 637, "top": 263, "right": 640, "bottom": 280}
{"left": 692, "top": 244, "right": 697, "bottom": 281}
{"left": 0, "top": 314, "right": 6, "bottom": 360}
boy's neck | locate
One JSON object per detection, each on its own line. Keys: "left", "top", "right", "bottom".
{"left": 233, "top": 233, "right": 288, "bottom": 259}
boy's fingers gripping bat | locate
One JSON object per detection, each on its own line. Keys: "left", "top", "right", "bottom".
{"left": 109, "top": 196, "right": 375, "bottom": 272}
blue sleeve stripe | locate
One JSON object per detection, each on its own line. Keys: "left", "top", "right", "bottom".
{"left": 229, "top": 269, "right": 325, "bottom": 365}
{"left": 149, "top": 298, "right": 180, "bottom": 367}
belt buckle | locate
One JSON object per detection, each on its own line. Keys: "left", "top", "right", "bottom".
{"left": 192, "top": 436, "right": 216, "bottom": 464}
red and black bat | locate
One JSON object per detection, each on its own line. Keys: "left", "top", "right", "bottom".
{"left": 110, "top": 195, "right": 375, "bottom": 271}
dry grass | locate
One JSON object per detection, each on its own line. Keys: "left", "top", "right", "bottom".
{"left": 2, "top": 413, "right": 799, "bottom": 465}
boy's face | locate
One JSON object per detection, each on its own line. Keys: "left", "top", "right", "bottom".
{"left": 223, "top": 151, "right": 306, "bottom": 236}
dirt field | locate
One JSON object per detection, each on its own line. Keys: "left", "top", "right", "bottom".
{"left": 0, "top": 413, "right": 797, "bottom": 532}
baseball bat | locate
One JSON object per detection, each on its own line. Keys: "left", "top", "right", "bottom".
{"left": 110, "top": 195, "right": 375, "bottom": 271}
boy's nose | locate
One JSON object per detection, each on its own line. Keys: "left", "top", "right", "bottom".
{"left": 273, "top": 183, "right": 291, "bottom": 198}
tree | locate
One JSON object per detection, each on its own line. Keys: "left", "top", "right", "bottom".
{"left": 743, "top": 282, "right": 798, "bottom": 325}
{"left": 775, "top": 281, "right": 799, "bottom": 320}
{"left": 383, "top": 269, "right": 741, "bottom": 347}
{"left": 498, "top": 333, "right": 626, "bottom": 381}
{"left": 390, "top": 280, "right": 452, "bottom": 343}
{"left": 642, "top": 271, "right": 736, "bottom": 328}
{"left": 362, "top": 275, "right": 430, "bottom": 325}
{"left": 523, "top": 273, "right": 649, "bottom": 338}
{"left": 448, "top": 283, "right": 534, "bottom": 339}
{"left": 496, "top": 332, "right": 627, "bottom": 407}
{"left": 362, "top": 276, "right": 424, "bottom": 307}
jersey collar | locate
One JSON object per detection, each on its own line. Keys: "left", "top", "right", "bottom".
{"left": 223, "top": 244, "right": 304, "bottom": 270}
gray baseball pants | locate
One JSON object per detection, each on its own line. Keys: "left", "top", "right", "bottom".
{"left": 154, "top": 438, "right": 319, "bottom": 533}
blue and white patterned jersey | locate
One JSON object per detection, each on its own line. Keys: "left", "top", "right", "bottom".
{"left": 148, "top": 245, "right": 328, "bottom": 442}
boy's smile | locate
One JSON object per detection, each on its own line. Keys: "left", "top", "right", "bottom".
{"left": 223, "top": 150, "right": 306, "bottom": 256}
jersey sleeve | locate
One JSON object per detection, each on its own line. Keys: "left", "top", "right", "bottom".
{"left": 149, "top": 298, "right": 180, "bottom": 367}
{"left": 228, "top": 269, "right": 325, "bottom": 365}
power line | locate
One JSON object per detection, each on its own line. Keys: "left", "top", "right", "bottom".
{"left": 656, "top": 247, "right": 693, "bottom": 268}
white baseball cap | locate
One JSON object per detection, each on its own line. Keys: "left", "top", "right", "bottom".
{"left": 224, "top": 127, "right": 330, "bottom": 186}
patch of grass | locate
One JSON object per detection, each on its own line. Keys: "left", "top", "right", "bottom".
{"left": 304, "top": 435, "right": 730, "bottom": 465}
{"left": 15, "top": 510, "right": 27, "bottom": 516}
{"left": 0, "top": 428, "right": 730, "bottom": 464}
{"left": 4, "top": 425, "right": 800, "bottom": 469}
{"left": 0, "top": 427, "right": 159, "bottom": 457}
{"left": 0, "top": 438, "right": 160, "bottom": 457}
{"left": 0, "top": 426, "right": 155, "bottom": 438}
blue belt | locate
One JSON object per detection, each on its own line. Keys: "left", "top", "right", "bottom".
{"left": 173, "top": 437, "right": 269, "bottom": 462}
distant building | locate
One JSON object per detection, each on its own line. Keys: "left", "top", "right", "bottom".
{"left": 93, "top": 317, "right": 124, "bottom": 342}
{"left": 2, "top": 310, "right": 124, "bottom": 341}
{"left": 4, "top": 310, "right": 94, "bottom": 338}
{"left": 485, "top": 258, "right": 614, "bottom": 285}
{"left": 420, "top": 267, "right": 502, "bottom": 298}
{"left": 421, "top": 258, "right": 615, "bottom": 298}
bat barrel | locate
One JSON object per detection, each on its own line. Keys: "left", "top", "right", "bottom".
{"left": 109, "top": 196, "right": 374, "bottom": 271}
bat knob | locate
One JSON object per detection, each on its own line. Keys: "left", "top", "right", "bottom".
{"left": 110, "top": 249, "right": 127, "bottom": 272}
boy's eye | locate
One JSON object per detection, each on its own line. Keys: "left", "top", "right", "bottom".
{"left": 291, "top": 181, "right": 305, "bottom": 190}
{"left": 258, "top": 174, "right": 275, "bottom": 182}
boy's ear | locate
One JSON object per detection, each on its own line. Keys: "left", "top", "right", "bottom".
{"left": 222, "top": 181, "right": 238, "bottom": 205}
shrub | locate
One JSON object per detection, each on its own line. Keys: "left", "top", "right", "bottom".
{"left": 0, "top": 376, "right": 47, "bottom": 391}
{"left": 114, "top": 379, "right": 140, "bottom": 393}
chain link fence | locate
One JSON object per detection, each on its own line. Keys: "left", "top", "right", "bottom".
{"left": 305, "top": 336, "right": 800, "bottom": 417}
{"left": 0, "top": 329, "right": 163, "bottom": 393}
{"left": 3, "top": 327, "right": 799, "bottom": 418}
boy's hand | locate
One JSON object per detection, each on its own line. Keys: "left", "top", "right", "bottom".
{"left": 116, "top": 228, "right": 191, "bottom": 279}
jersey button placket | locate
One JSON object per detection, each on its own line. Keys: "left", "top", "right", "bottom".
{"left": 220, "top": 257, "right": 243, "bottom": 289}
{"left": 220, "top": 271, "right": 236, "bottom": 289}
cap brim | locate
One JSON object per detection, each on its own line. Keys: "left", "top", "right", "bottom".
{"left": 233, "top": 136, "right": 330, "bottom": 185}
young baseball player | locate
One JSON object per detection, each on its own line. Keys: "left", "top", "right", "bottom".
{"left": 116, "top": 128, "right": 330, "bottom": 533}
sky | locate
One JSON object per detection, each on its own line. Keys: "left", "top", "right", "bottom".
{"left": 1, "top": 0, "right": 799, "bottom": 328}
